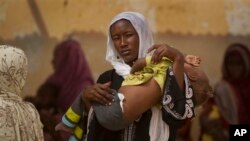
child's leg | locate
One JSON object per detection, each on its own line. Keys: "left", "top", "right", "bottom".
{"left": 92, "top": 78, "right": 161, "bottom": 131}
{"left": 92, "top": 90, "right": 129, "bottom": 131}
{"left": 120, "top": 78, "right": 162, "bottom": 123}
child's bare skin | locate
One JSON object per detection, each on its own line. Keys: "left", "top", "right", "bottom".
{"left": 121, "top": 54, "right": 208, "bottom": 123}
{"left": 184, "top": 54, "right": 201, "bottom": 67}
{"left": 120, "top": 78, "right": 162, "bottom": 123}
{"left": 183, "top": 54, "right": 212, "bottom": 106}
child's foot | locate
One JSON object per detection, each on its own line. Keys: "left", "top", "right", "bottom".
{"left": 55, "top": 122, "right": 73, "bottom": 133}
{"left": 184, "top": 55, "right": 201, "bottom": 67}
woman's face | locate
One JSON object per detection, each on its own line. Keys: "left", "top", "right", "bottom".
{"left": 226, "top": 54, "right": 245, "bottom": 79}
{"left": 52, "top": 48, "right": 63, "bottom": 71}
{"left": 110, "top": 19, "right": 139, "bottom": 66}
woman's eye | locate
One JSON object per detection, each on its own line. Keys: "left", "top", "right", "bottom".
{"left": 112, "top": 36, "right": 120, "bottom": 41}
{"left": 126, "top": 33, "right": 133, "bottom": 37}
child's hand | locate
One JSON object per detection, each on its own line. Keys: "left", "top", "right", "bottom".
{"left": 130, "top": 58, "right": 146, "bottom": 74}
{"left": 55, "top": 122, "right": 74, "bottom": 133}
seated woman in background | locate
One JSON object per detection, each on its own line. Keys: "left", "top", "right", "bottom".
{"left": 198, "top": 43, "right": 250, "bottom": 141}
{"left": 214, "top": 43, "right": 250, "bottom": 124}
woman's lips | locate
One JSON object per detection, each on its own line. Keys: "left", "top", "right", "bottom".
{"left": 121, "top": 49, "right": 130, "bottom": 56}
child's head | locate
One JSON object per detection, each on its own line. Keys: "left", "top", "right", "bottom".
{"left": 36, "top": 83, "right": 58, "bottom": 110}
{"left": 184, "top": 62, "right": 213, "bottom": 107}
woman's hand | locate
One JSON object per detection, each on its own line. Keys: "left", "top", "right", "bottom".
{"left": 148, "top": 44, "right": 183, "bottom": 63}
{"left": 148, "top": 44, "right": 185, "bottom": 91}
{"left": 82, "top": 82, "right": 114, "bottom": 110}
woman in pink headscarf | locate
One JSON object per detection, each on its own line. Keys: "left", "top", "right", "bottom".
{"left": 47, "top": 38, "right": 94, "bottom": 111}
{"left": 36, "top": 38, "right": 94, "bottom": 141}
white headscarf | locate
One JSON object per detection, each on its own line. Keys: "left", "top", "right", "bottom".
{"left": 106, "top": 11, "right": 154, "bottom": 76}
{"left": 0, "top": 45, "right": 44, "bottom": 141}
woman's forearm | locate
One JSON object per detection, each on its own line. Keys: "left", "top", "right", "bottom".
{"left": 82, "top": 90, "right": 91, "bottom": 112}
{"left": 172, "top": 53, "right": 185, "bottom": 91}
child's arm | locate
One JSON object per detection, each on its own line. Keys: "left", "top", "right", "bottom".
{"left": 130, "top": 58, "right": 147, "bottom": 74}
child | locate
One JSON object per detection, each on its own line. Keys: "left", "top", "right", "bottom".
{"left": 55, "top": 55, "right": 212, "bottom": 140}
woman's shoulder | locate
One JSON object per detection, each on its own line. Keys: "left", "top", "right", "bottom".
{"left": 98, "top": 69, "right": 117, "bottom": 78}
{"left": 100, "top": 69, "right": 115, "bottom": 76}
{"left": 214, "top": 80, "right": 234, "bottom": 93}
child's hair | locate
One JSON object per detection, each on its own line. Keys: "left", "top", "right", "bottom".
{"left": 184, "top": 55, "right": 213, "bottom": 106}
{"left": 189, "top": 67, "right": 213, "bottom": 106}
{"left": 36, "top": 83, "right": 59, "bottom": 110}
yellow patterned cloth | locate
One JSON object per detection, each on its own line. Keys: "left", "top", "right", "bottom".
{"left": 122, "top": 56, "right": 172, "bottom": 92}
{"left": 0, "top": 45, "right": 44, "bottom": 141}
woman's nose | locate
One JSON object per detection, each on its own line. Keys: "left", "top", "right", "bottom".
{"left": 120, "top": 36, "right": 127, "bottom": 47}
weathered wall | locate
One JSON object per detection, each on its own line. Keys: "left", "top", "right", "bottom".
{"left": 1, "top": 0, "right": 250, "bottom": 40}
